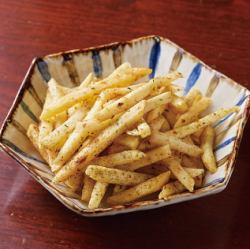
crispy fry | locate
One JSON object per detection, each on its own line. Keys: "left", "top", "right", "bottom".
{"left": 107, "top": 144, "right": 129, "bottom": 154}
{"left": 162, "top": 157, "right": 194, "bottom": 192}
{"left": 149, "top": 116, "right": 165, "bottom": 132}
{"left": 118, "top": 144, "right": 171, "bottom": 171}
{"left": 165, "top": 107, "right": 239, "bottom": 138}
{"left": 182, "top": 155, "right": 204, "bottom": 169}
{"left": 150, "top": 131, "right": 202, "bottom": 157}
{"left": 88, "top": 182, "right": 109, "bottom": 209}
{"left": 159, "top": 180, "right": 185, "bottom": 199}
{"left": 170, "top": 95, "right": 188, "bottom": 113}
{"left": 107, "top": 171, "right": 171, "bottom": 205}
{"left": 163, "top": 109, "right": 177, "bottom": 128}
{"left": 90, "top": 150, "right": 145, "bottom": 167}
{"left": 53, "top": 101, "right": 146, "bottom": 182}
{"left": 65, "top": 172, "right": 83, "bottom": 192}
{"left": 200, "top": 126, "right": 217, "bottom": 173}
{"left": 86, "top": 165, "right": 152, "bottom": 186}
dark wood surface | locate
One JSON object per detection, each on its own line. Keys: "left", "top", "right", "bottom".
{"left": 0, "top": 1, "right": 249, "bottom": 248}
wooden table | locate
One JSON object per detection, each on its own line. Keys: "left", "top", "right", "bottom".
{"left": 0, "top": 1, "right": 249, "bottom": 248}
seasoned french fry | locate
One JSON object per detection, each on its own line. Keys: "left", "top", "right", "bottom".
{"left": 159, "top": 180, "right": 185, "bottom": 199}
{"left": 144, "top": 92, "right": 172, "bottom": 113}
{"left": 150, "top": 132, "right": 202, "bottom": 157}
{"left": 86, "top": 165, "right": 152, "bottom": 186}
{"left": 53, "top": 101, "right": 146, "bottom": 182}
{"left": 40, "top": 63, "right": 151, "bottom": 120}
{"left": 137, "top": 139, "right": 156, "bottom": 151}
{"left": 81, "top": 175, "right": 95, "bottom": 202}
{"left": 183, "top": 168, "right": 204, "bottom": 178}
{"left": 137, "top": 164, "right": 169, "bottom": 175}
{"left": 107, "top": 171, "right": 171, "bottom": 205}
{"left": 114, "top": 134, "right": 140, "bottom": 150}
{"left": 90, "top": 150, "right": 145, "bottom": 167}
{"left": 165, "top": 107, "right": 239, "bottom": 138}
{"left": 41, "top": 107, "right": 87, "bottom": 150}
{"left": 118, "top": 144, "right": 171, "bottom": 171}
{"left": 200, "top": 126, "right": 217, "bottom": 173}
{"left": 127, "top": 121, "right": 151, "bottom": 138}
{"left": 185, "top": 88, "right": 202, "bottom": 107}
{"left": 27, "top": 124, "right": 49, "bottom": 163}
{"left": 88, "top": 182, "right": 109, "bottom": 209}
{"left": 67, "top": 103, "right": 83, "bottom": 117}
{"left": 174, "top": 97, "right": 212, "bottom": 128}
{"left": 170, "top": 95, "right": 188, "bottom": 113}
{"left": 162, "top": 157, "right": 194, "bottom": 192}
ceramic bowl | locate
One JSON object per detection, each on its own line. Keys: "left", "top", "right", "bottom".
{"left": 0, "top": 35, "right": 249, "bottom": 217}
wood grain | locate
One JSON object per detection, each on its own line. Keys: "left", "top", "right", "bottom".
{"left": 0, "top": 1, "right": 249, "bottom": 249}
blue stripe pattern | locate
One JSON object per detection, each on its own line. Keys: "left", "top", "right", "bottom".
{"left": 2, "top": 138, "right": 47, "bottom": 165}
{"left": 20, "top": 101, "right": 39, "bottom": 123}
{"left": 36, "top": 58, "right": 51, "bottom": 82}
{"left": 149, "top": 38, "right": 161, "bottom": 79}
{"left": 92, "top": 50, "right": 103, "bottom": 78}
{"left": 214, "top": 94, "right": 248, "bottom": 127}
{"left": 215, "top": 136, "right": 236, "bottom": 151}
{"left": 183, "top": 63, "right": 202, "bottom": 95}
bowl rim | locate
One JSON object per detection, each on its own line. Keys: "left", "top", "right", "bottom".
{"left": 0, "top": 35, "right": 249, "bottom": 216}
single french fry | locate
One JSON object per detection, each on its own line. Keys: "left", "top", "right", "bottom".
{"left": 162, "top": 157, "right": 195, "bottom": 192}
{"left": 53, "top": 101, "right": 146, "bottom": 182}
{"left": 27, "top": 124, "right": 49, "bottom": 163}
{"left": 118, "top": 144, "right": 171, "bottom": 171}
{"left": 41, "top": 107, "right": 87, "bottom": 150}
{"left": 86, "top": 165, "right": 152, "bottom": 186}
{"left": 159, "top": 180, "right": 185, "bottom": 199}
{"left": 200, "top": 126, "right": 217, "bottom": 173}
{"left": 107, "top": 171, "right": 171, "bottom": 205}
{"left": 144, "top": 92, "right": 172, "bottom": 113}
{"left": 185, "top": 88, "right": 202, "bottom": 107}
{"left": 137, "top": 139, "right": 156, "bottom": 151}
{"left": 88, "top": 182, "right": 109, "bottom": 209}
{"left": 174, "top": 97, "right": 212, "bottom": 128}
{"left": 81, "top": 175, "right": 95, "bottom": 202}
{"left": 146, "top": 105, "right": 166, "bottom": 123}
{"left": 67, "top": 103, "right": 83, "bottom": 117}
{"left": 40, "top": 63, "right": 151, "bottom": 120}
{"left": 182, "top": 155, "right": 204, "bottom": 169}
{"left": 90, "top": 150, "right": 145, "bottom": 167}
{"left": 183, "top": 168, "right": 204, "bottom": 178}
{"left": 170, "top": 95, "right": 188, "bottom": 113}
{"left": 114, "top": 134, "right": 140, "bottom": 150}
{"left": 48, "top": 78, "right": 68, "bottom": 127}
{"left": 127, "top": 121, "right": 151, "bottom": 138}
{"left": 150, "top": 132, "right": 202, "bottom": 157}
{"left": 165, "top": 107, "right": 239, "bottom": 138}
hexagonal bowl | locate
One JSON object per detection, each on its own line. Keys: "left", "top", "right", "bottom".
{"left": 0, "top": 35, "right": 249, "bottom": 217}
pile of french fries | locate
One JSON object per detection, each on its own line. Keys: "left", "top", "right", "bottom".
{"left": 27, "top": 62, "right": 239, "bottom": 209}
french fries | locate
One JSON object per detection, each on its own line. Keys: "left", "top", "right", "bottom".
{"left": 200, "top": 126, "right": 217, "bottom": 173}
{"left": 107, "top": 171, "right": 171, "bottom": 205}
{"left": 86, "top": 165, "right": 152, "bottom": 186}
{"left": 27, "top": 63, "right": 239, "bottom": 209}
